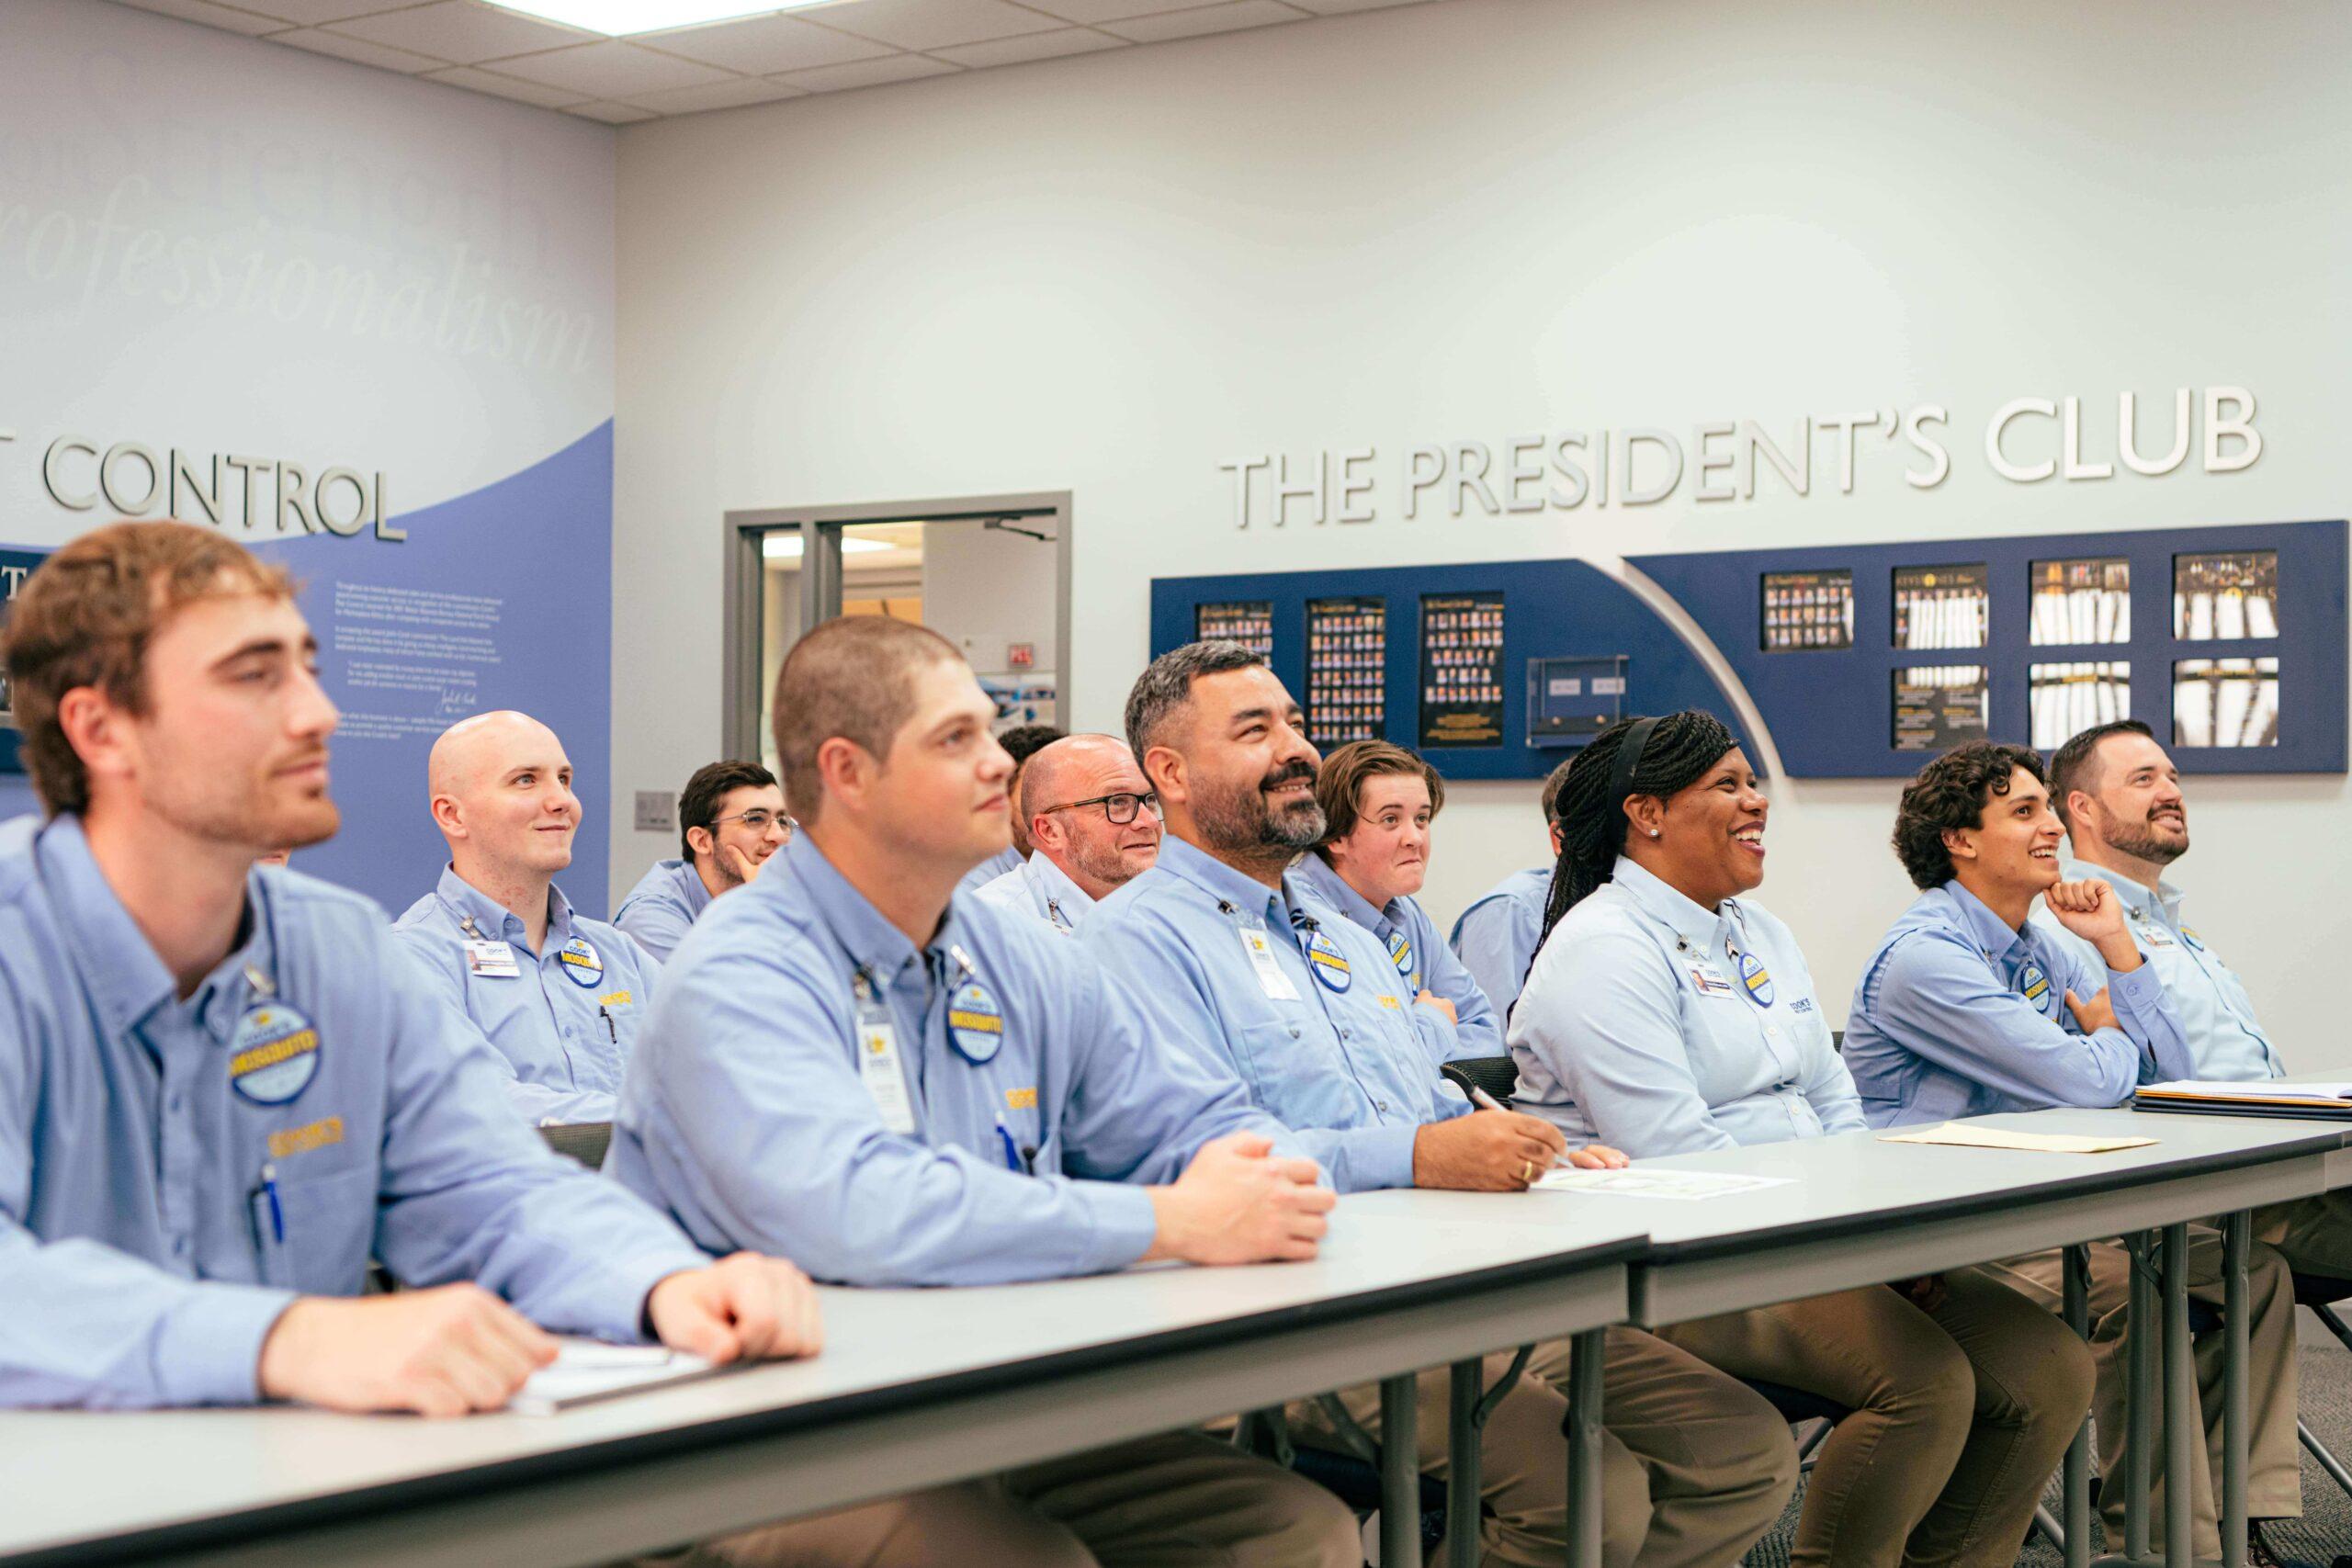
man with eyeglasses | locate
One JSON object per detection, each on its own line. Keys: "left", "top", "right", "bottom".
{"left": 616, "top": 760, "right": 793, "bottom": 961}
{"left": 974, "top": 734, "right": 1159, "bottom": 935}
{"left": 391, "top": 711, "right": 660, "bottom": 1126}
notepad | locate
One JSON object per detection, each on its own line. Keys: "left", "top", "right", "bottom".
{"left": 1878, "top": 1123, "right": 2155, "bottom": 1154}
{"left": 508, "top": 1339, "right": 719, "bottom": 1416}
{"left": 2139, "top": 1080, "right": 2352, "bottom": 1104}
{"left": 1532, "top": 1167, "right": 1792, "bottom": 1201}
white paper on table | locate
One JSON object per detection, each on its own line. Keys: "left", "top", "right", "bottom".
{"left": 1532, "top": 1167, "right": 1793, "bottom": 1201}
{"left": 2141, "top": 1080, "right": 2352, "bottom": 1103}
{"left": 508, "top": 1339, "right": 719, "bottom": 1416}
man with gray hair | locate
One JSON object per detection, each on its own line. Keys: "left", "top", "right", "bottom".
{"left": 974, "top": 733, "right": 1160, "bottom": 933}
{"left": 1084, "top": 640, "right": 1797, "bottom": 1568}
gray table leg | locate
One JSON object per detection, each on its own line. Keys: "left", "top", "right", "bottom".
{"left": 2064, "top": 1242, "right": 2092, "bottom": 1568}
{"left": 2162, "top": 1223, "right": 2193, "bottom": 1567}
{"left": 1449, "top": 1359, "right": 1481, "bottom": 1568}
{"left": 1566, "top": 1328, "right": 1605, "bottom": 1568}
{"left": 2222, "top": 1212, "right": 2249, "bottom": 1568}
{"left": 2125, "top": 1231, "right": 2154, "bottom": 1562}
{"left": 1382, "top": 1375, "right": 1419, "bottom": 1568}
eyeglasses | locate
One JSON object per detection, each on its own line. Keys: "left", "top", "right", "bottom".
{"left": 1037, "top": 791, "right": 1159, "bottom": 826}
{"left": 711, "top": 808, "right": 794, "bottom": 836}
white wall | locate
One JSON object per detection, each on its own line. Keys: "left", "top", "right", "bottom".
{"left": 921, "top": 520, "right": 1059, "bottom": 682}
{"left": 613, "top": 0, "right": 2352, "bottom": 1061}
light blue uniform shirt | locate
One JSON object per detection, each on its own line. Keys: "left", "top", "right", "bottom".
{"left": 1510, "top": 857, "right": 1865, "bottom": 1155}
{"left": 971, "top": 851, "right": 1092, "bottom": 935}
{"left": 2030, "top": 853, "right": 2281, "bottom": 1083}
{"left": 390, "top": 868, "right": 660, "bottom": 1126}
{"left": 955, "top": 845, "right": 1023, "bottom": 899}
{"left": 609, "top": 834, "right": 1298, "bottom": 1288}
{"left": 1084, "top": 837, "right": 1472, "bottom": 1195}
{"left": 1845, "top": 880, "right": 2196, "bottom": 1126}
{"left": 613, "top": 857, "right": 713, "bottom": 963}
{"left": 0, "top": 815, "right": 707, "bottom": 1410}
{"left": 1294, "top": 853, "right": 1503, "bottom": 1063}
{"left": 1449, "top": 865, "right": 1554, "bottom": 1017}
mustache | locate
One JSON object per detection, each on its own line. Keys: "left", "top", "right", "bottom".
{"left": 1260, "top": 761, "right": 1317, "bottom": 793}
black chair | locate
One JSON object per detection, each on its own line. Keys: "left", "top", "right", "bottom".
{"left": 1442, "top": 1057, "right": 1520, "bottom": 1108}
{"left": 541, "top": 1121, "right": 613, "bottom": 1170}
{"left": 1286, "top": 1447, "right": 1447, "bottom": 1555}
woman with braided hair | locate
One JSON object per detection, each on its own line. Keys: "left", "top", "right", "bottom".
{"left": 1509, "top": 712, "right": 2094, "bottom": 1568}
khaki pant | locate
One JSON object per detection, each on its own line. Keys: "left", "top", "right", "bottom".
{"left": 643, "top": 1431, "right": 1363, "bottom": 1568}
{"left": 1290, "top": 1325, "right": 1799, "bottom": 1568}
{"left": 1658, "top": 1273, "right": 2093, "bottom": 1568}
{"left": 1981, "top": 1226, "right": 2301, "bottom": 1559}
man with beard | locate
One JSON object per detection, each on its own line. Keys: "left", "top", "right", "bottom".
{"left": 1846, "top": 739, "right": 2299, "bottom": 1562}
{"left": 615, "top": 759, "right": 791, "bottom": 961}
{"left": 974, "top": 734, "right": 1159, "bottom": 934}
{"left": 1084, "top": 640, "right": 1801, "bottom": 1568}
{"left": 392, "top": 712, "right": 659, "bottom": 1126}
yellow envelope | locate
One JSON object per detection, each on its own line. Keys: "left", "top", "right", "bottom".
{"left": 1878, "top": 1122, "right": 2155, "bottom": 1155}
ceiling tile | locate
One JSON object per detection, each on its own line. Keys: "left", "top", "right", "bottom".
{"left": 421, "top": 63, "right": 594, "bottom": 107}
{"left": 636, "top": 11, "right": 896, "bottom": 73}
{"left": 108, "top": 0, "right": 285, "bottom": 37}
{"left": 1287, "top": 0, "right": 1429, "bottom": 12}
{"left": 623, "top": 75, "right": 809, "bottom": 112}
{"left": 775, "top": 52, "right": 961, "bottom": 93}
{"left": 269, "top": 27, "right": 449, "bottom": 71}
{"left": 232, "top": 0, "right": 414, "bottom": 23}
{"left": 1098, "top": 0, "right": 1307, "bottom": 43}
{"left": 566, "top": 99, "right": 658, "bottom": 123}
{"left": 492, "top": 39, "right": 739, "bottom": 97}
{"left": 1001, "top": 0, "right": 1193, "bottom": 21}
{"left": 931, "top": 26, "right": 1126, "bottom": 68}
{"left": 328, "top": 2, "right": 594, "bottom": 63}
{"left": 811, "top": 0, "right": 1064, "bottom": 51}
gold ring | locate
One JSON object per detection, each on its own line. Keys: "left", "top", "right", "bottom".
{"left": 1521, "top": 1159, "right": 1535, "bottom": 1183}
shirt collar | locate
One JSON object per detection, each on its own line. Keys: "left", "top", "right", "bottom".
{"left": 1939, "top": 878, "right": 2030, "bottom": 960}
{"left": 1022, "top": 850, "right": 1097, "bottom": 919}
{"left": 1608, "top": 855, "right": 1736, "bottom": 953}
{"left": 1154, "top": 835, "right": 1296, "bottom": 925}
{"left": 37, "top": 814, "right": 271, "bottom": 1042}
{"left": 2058, "top": 850, "right": 2182, "bottom": 925}
{"left": 776, "top": 832, "right": 964, "bottom": 989}
{"left": 1291, "top": 852, "right": 1395, "bottom": 934}
{"left": 435, "top": 864, "right": 575, "bottom": 953}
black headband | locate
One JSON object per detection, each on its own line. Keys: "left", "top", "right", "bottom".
{"left": 1608, "top": 716, "right": 1664, "bottom": 822}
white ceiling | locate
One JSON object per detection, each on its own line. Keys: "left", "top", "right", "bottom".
{"left": 107, "top": 0, "right": 1441, "bottom": 122}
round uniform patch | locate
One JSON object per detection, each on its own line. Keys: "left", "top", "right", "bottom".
{"left": 2018, "top": 962, "right": 2053, "bottom": 1012}
{"left": 557, "top": 937, "right": 605, "bottom": 988}
{"left": 229, "top": 1002, "right": 322, "bottom": 1105}
{"left": 947, "top": 981, "right": 1004, "bottom": 1063}
{"left": 1736, "top": 951, "right": 1775, "bottom": 1009}
{"left": 1385, "top": 931, "right": 1416, "bottom": 980}
{"left": 1306, "top": 929, "right": 1352, "bottom": 993}
{"left": 2182, "top": 927, "right": 2207, "bottom": 953}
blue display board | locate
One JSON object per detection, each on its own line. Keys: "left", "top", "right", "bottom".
{"left": 1151, "top": 558, "right": 1754, "bottom": 780}
{"left": 1153, "top": 519, "right": 2345, "bottom": 781}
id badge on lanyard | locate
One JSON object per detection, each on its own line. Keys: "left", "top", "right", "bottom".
{"left": 852, "top": 970, "right": 918, "bottom": 1134}
{"left": 1225, "top": 904, "right": 1301, "bottom": 1001}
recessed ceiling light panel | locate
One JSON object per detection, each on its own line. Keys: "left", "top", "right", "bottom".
{"left": 485, "top": 1, "right": 832, "bottom": 38}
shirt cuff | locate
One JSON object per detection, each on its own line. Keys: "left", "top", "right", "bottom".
{"left": 1067, "top": 1180, "right": 1159, "bottom": 1275}
{"left": 2105, "top": 962, "right": 2167, "bottom": 1042}
{"left": 158, "top": 1281, "right": 300, "bottom": 1406}
{"left": 593, "top": 1241, "right": 724, "bottom": 1344}
{"left": 1353, "top": 1121, "right": 1423, "bottom": 1193}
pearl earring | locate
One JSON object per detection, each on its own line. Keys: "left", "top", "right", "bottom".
{"left": 1648, "top": 829, "right": 1661, "bottom": 839}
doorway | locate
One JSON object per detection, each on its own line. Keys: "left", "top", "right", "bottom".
{"left": 720, "top": 493, "right": 1072, "bottom": 776}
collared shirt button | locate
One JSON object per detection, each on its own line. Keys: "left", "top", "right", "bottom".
{"left": 171, "top": 1236, "right": 187, "bottom": 1256}
{"left": 167, "top": 1094, "right": 183, "bottom": 1113}
{"left": 1288, "top": 1026, "right": 1301, "bottom": 1039}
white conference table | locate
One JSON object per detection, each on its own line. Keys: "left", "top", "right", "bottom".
{"left": 1352, "top": 1107, "right": 2352, "bottom": 1568}
{"left": 0, "top": 1208, "right": 1645, "bottom": 1568}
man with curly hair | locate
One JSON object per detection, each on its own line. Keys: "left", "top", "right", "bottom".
{"left": 1844, "top": 739, "right": 2298, "bottom": 1562}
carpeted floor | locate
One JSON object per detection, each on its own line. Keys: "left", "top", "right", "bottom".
{"left": 1741, "top": 1308, "right": 2352, "bottom": 1567}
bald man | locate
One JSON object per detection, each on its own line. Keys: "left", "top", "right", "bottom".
{"left": 390, "top": 711, "right": 659, "bottom": 1125}
{"left": 973, "top": 735, "right": 1160, "bottom": 935}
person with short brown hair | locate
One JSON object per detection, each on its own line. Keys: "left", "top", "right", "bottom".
{"left": 614, "top": 760, "right": 790, "bottom": 961}
{"left": 1293, "top": 739, "right": 1503, "bottom": 1060}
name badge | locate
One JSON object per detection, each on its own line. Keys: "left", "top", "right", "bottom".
{"left": 466, "top": 940, "right": 520, "bottom": 978}
{"left": 1735, "top": 950, "right": 1775, "bottom": 1009}
{"left": 947, "top": 981, "right": 1005, "bottom": 1064}
{"left": 1305, "top": 929, "right": 1352, "bottom": 994}
{"left": 230, "top": 1002, "right": 322, "bottom": 1105}
{"left": 2140, "top": 926, "right": 2177, "bottom": 950}
{"left": 2018, "top": 961, "right": 2056, "bottom": 1015}
{"left": 557, "top": 937, "right": 605, "bottom": 988}
{"left": 1385, "top": 931, "right": 1417, "bottom": 984}
{"left": 1238, "top": 925, "right": 1302, "bottom": 1001}
{"left": 1685, "top": 961, "right": 1737, "bottom": 998}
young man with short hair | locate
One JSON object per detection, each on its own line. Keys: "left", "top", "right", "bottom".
{"left": 616, "top": 759, "right": 791, "bottom": 960}
{"left": 0, "top": 523, "right": 977, "bottom": 1564}
{"left": 952, "top": 720, "right": 1062, "bottom": 897}
{"left": 390, "top": 711, "right": 656, "bottom": 1125}
{"left": 610, "top": 615, "right": 1360, "bottom": 1568}
{"left": 974, "top": 733, "right": 1159, "bottom": 933}
{"left": 1084, "top": 640, "right": 1797, "bottom": 1568}
{"left": 1846, "top": 739, "right": 2300, "bottom": 1560}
